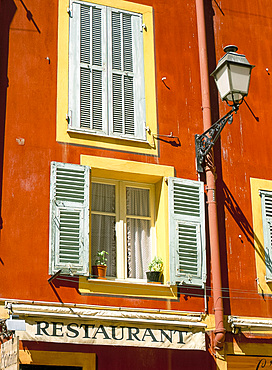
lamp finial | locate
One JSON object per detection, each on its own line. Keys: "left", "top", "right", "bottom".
{"left": 223, "top": 45, "right": 238, "bottom": 53}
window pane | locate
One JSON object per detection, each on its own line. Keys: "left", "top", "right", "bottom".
{"left": 92, "top": 183, "right": 115, "bottom": 213}
{"left": 91, "top": 214, "right": 116, "bottom": 277}
{"left": 126, "top": 187, "right": 150, "bottom": 217}
{"left": 127, "top": 218, "right": 151, "bottom": 279}
{"left": 91, "top": 183, "right": 116, "bottom": 277}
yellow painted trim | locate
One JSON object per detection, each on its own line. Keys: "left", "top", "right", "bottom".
{"left": 250, "top": 178, "right": 272, "bottom": 294}
{"left": 155, "top": 178, "right": 170, "bottom": 278}
{"left": 203, "top": 314, "right": 215, "bottom": 331}
{"left": 226, "top": 341, "right": 272, "bottom": 356}
{"left": 80, "top": 155, "right": 175, "bottom": 296}
{"left": 81, "top": 155, "right": 175, "bottom": 181}
{"left": 19, "top": 350, "right": 96, "bottom": 370}
{"left": 79, "top": 279, "right": 178, "bottom": 299}
{"left": 56, "top": 0, "right": 157, "bottom": 155}
{"left": 0, "top": 306, "right": 9, "bottom": 319}
{"left": 216, "top": 357, "right": 227, "bottom": 370}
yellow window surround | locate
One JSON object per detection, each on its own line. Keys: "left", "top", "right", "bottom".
{"left": 250, "top": 177, "right": 272, "bottom": 295}
{"left": 79, "top": 155, "right": 178, "bottom": 298}
{"left": 56, "top": 0, "right": 157, "bottom": 155}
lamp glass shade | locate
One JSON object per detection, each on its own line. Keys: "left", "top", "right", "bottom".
{"left": 229, "top": 63, "right": 251, "bottom": 96}
{"left": 211, "top": 46, "right": 254, "bottom": 104}
{"left": 213, "top": 64, "right": 230, "bottom": 102}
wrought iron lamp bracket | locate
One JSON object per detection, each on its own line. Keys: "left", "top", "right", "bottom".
{"left": 195, "top": 104, "right": 239, "bottom": 172}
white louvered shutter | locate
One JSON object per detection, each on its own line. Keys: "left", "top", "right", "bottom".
{"left": 69, "top": 2, "right": 107, "bottom": 133}
{"left": 168, "top": 178, "right": 206, "bottom": 287}
{"left": 49, "top": 162, "right": 90, "bottom": 276}
{"left": 108, "top": 7, "right": 146, "bottom": 140}
{"left": 260, "top": 190, "right": 272, "bottom": 281}
{"left": 69, "top": 2, "right": 145, "bottom": 140}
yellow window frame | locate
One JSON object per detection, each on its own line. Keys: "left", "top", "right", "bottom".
{"left": 250, "top": 177, "right": 272, "bottom": 294}
{"left": 56, "top": 0, "right": 158, "bottom": 155}
{"left": 79, "top": 155, "right": 178, "bottom": 299}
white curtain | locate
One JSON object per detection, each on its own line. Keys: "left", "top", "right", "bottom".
{"left": 126, "top": 187, "right": 151, "bottom": 279}
{"left": 91, "top": 183, "right": 116, "bottom": 277}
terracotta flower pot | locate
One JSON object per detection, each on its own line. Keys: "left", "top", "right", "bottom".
{"left": 92, "top": 265, "right": 107, "bottom": 279}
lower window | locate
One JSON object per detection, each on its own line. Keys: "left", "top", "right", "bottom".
{"left": 49, "top": 161, "right": 206, "bottom": 288}
{"left": 91, "top": 179, "right": 154, "bottom": 280}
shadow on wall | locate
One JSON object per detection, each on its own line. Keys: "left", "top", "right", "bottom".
{"left": 48, "top": 276, "right": 79, "bottom": 303}
{"left": 0, "top": 0, "right": 17, "bottom": 230}
{"left": 18, "top": 0, "right": 41, "bottom": 33}
{"left": 223, "top": 182, "right": 272, "bottom": 298}
{"left": 222, "top": 182, "right": 265, "bottom": 266}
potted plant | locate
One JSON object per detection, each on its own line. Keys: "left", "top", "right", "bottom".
{"left": 146, "top": 256, "right": 164, "bottom": 283}
{"left": 92, "top": 250, "right": 108, "bottom": 279}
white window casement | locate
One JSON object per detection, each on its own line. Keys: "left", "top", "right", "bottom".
{"left": 68, "top": 1, "right": 146, "bottom": 141}
{"left": 49, "top": 162, "right": 206, "bottom": 287}
{"left": 91, "top": 179, "right": 155, "bottom": 280}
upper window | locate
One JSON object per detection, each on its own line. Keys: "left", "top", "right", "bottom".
{"left": 68, "top": 1, "right": 146, "bottom": 141}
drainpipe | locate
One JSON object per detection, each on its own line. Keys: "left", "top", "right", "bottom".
{"left": 195, "top": 0, "right": 225, "bottom": 350}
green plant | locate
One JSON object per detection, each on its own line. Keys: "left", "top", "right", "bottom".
{"left": 148, "top": 256, "right": 163, "bottom": 272}
{"left": 95, "top": 250, "right": 108, "bottom": 266}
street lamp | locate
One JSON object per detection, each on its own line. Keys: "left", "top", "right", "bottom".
{"left": 195, "top": 45, "right": 254, "bottom": 172}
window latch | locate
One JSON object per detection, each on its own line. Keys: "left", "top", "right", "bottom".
{"left": 67, "top": 7, "right": 73, "bottom": 17}
{"left": 66, "top": 111, "right": 72, "bottom": 126}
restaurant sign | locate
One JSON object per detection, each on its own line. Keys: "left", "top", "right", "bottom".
{"left": 17, "top": 319, "right": 206, "bottom": 351}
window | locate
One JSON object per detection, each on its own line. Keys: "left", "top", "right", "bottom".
{"left": 91, "top": 180, "right": 154, "bottom": 279}
{"left": 68, "top": 1, "right": 146, "bottom": 141}
{"left": 49, "top": 161, "right": 206, "bottom": 287}
{"left": 260, "top": 190, "right": 272, "bottom": 280}
{"left": 250, "top": 178, "right": 272, "bottom": 294}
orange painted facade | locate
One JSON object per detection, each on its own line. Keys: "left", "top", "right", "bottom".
{"left": 1, "top": 0, "right": 272, "bottom": 369}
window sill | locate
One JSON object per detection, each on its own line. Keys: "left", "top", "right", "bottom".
{"left": 67, "top": 127, "right": 152, "bottom": 146}
{"left": 78, "top": 277, "right": 178, "bottom": 300}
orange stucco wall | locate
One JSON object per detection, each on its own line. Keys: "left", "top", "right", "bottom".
{"left": 211, "top": 1, "right": 272, "bottom": 318}
{"left": 1, "top": 0, "right": 272, "bottom": 321}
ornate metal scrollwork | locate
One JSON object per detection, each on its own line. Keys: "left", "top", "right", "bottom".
{"left": 195, "top": 105, "right": 239, "bottom": 172}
